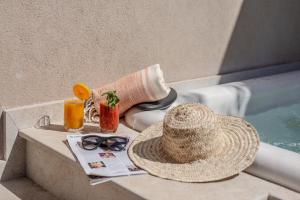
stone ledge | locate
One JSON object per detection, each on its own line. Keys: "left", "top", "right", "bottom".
{"left": 0, "top": 177, "right": 59, "bottom": 200}
{"left": 19, "top": 123, "right": 300, "bottom": 200}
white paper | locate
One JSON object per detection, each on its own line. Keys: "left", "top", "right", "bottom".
{"left": 67, "top": 133, "right": 146, "bottom": 184}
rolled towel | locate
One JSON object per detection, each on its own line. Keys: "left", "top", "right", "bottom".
{"left": 91, "top": 64, "right": 170, "bottom": 118}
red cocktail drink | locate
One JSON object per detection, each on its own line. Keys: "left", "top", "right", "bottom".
{"left": 100, "top": 101, "right": 119, "bottom": 132}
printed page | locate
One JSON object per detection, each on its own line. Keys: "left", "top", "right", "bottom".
{"left": 113, "top": 148, "right": 145, "bottom": 175}
{"left": 67, "top": 133, "right": 146, "bottom": 178}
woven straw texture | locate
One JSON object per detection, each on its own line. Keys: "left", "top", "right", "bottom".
{"left": 128, "top": 103, "right": 260, "bottom": 182}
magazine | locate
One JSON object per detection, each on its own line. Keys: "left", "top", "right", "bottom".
{"left": 67, "top": 133, "right": 146, "bottom": 185}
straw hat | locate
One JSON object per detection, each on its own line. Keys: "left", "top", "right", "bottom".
{"left": 128, "top": 103, "right": 260, "bottom": 182}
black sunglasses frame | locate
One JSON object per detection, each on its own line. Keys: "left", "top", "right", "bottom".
{"left": 81, "top": 135, "right": 129, "bottom": 151}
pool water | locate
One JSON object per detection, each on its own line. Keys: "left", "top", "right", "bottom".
{"left": 246, "top": 103, "right": 300, "bottom": 153}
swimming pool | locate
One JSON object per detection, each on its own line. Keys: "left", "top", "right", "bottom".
{"left": 127, "top": 70, "right": 300, "bottom": 155}
{"left": 246, "top": 103, "right": 300, "bottom": 153}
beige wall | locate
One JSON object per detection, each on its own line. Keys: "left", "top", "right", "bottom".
{"left": 1, "top": 0, "right": 300, "bottom": 108}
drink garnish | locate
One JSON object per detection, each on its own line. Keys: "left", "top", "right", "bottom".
{"left": 73, "top": 83, "right": 91, "bottom": 100}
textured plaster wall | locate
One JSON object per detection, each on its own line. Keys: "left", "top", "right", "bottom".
{"left": 0, "top": 0, "right": 300, "bottom": 108}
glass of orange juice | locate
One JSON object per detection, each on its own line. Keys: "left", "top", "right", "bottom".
{"left": 64, "top": 83, "right": 91, "bottom": 132}
{"left": 64, "top": 99, "right": 84, "bottom": 132}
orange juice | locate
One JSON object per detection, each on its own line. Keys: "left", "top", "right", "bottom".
{"left": 64, "top": 99, "right": 84, "bottom": 131}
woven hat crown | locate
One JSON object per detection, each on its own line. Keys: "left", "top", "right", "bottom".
{"left": 161, "top": 104, "right": 223, "bottom": 163}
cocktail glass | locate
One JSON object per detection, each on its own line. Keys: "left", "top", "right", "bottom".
{"left": 99, "top": 101, "right": 119, "bottom": 133}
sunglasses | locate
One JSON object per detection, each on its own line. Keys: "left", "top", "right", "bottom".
{"left": 81, "top": 135, "right": 129, "bottom": 151}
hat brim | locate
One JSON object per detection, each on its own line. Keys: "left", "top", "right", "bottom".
{"left": 128, "top": 115, "right": 260, "bottom": 182}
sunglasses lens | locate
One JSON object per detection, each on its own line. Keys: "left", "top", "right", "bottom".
{"left": 105, "top": 138, "right": 126, "bottom": 145}
{"left": 82, "top": 141, "right": 97, "bottom": 150}
{"left": 104, "top": 137, "right": 128, "bottom": 151}
{"left": 82, "top": 136, "right": 100, "bottom": 150}
{"left": 111, "top": 143, "right": 127, "bottom": 151}
{"left": 84, "top": 136, "right": 99, "bottom": 143}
